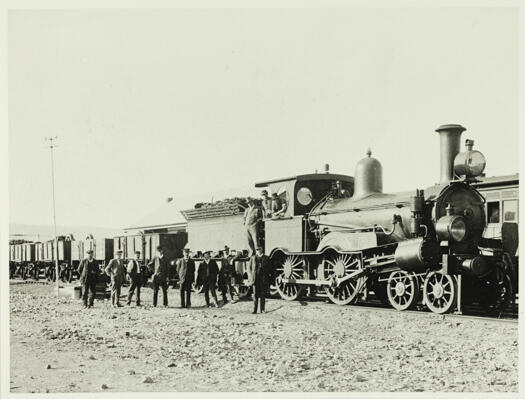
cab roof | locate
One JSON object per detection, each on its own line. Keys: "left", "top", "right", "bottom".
{"left": 255, "top": 173, "right": 354, "bottom": 188}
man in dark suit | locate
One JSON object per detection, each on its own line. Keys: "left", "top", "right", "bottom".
{"left": 248, "top": 246, "right": 271, "bottom": 314}
{"left": 126, "top": 250, "right": 142, "bottom": 306}
{"left": 147, "top": 246, "right": 170, "bottom": 307}
{"left": 197, "top": 251, "right": 219, "bottom": 307}
{"left": 78, "top": 249, "right": 99, "bottom": 309}
{"left": 176, "top": 248, "right": 195, "bottom": 308}
{"left": 218, "top": 246, "right": 236, "bottom": 304}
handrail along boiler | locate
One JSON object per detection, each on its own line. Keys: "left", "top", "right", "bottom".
{"left": 269, "top": 124, "right": 515, "bottom": 314}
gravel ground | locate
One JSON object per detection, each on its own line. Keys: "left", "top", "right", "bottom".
{"left": 9, "top": 281, "right": 518, "bottom": 393}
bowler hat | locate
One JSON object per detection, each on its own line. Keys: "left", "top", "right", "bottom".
{"left": 135, "top": 250, "right": 141, "bottom": 254}
{"left": 86, "top": 249, "right": 94, "bottom": 254}
{"left": 115, "top": 249, "right": 123, "bottom": 254}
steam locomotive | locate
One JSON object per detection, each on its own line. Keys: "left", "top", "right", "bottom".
{"left": 183, "top": 124, "right": 516, "bottom": 314}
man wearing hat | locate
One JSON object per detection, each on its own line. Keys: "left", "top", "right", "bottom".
{"left": 218, "top": 246, "right": 236, "bottom": 304}
{"left": 78, "top": 249, "right": 99, "bottom": 309}
{"left": 126, "top": 250, "right": 143, "bottom": 306}
{"left": 247, "top": 246, "right": 271, "bottom": 314}
{"left": 105, "top": 249, "right": 126, "bottom": 308}
{"left": 243, "top": 198, "right": 262, "bottom": 256}
{"left": 147, "top": 246, "right": 170, "bottom": 307}
{"left": 261, "top": 190, "right": 272, "bottom": 218}
{"left": 196, "top": 251, "right": 219, "bottom": 307}
{"left": 271, "top": 192, "right": 287, "bottom": 218}
{"left": 176, "top": 248, "right": 195, "bottom": 308}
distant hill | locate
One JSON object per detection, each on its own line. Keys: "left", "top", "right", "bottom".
{"left": 9, "top": 224, "right": 123, "bottom": 242}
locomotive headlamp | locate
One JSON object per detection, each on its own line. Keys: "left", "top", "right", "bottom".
{"left": 453, "top": 139, "right": 486, "bottom": 179}
{"left": 436, "top": 215, "right": 467, "bottom": 242}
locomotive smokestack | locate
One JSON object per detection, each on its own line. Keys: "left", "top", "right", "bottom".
{"left": 324, "top": 163, "right": 330, "bottom": 173}
{"left": 435, "top": 124, "right": 466, "bottom": 183}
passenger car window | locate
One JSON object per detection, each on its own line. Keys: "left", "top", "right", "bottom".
{"left": 487, "top": 201, "right": 500, "bottom": 223}
{"left": 503, "top": 200, "right": 518, "bottom": 222}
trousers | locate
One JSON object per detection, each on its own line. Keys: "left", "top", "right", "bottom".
{"left": 110, "top": 280, "right": 122, "bottom": 306}
{"left": 153, "top": 278, "right": 168, "bottom": 307}
{"left": 253, "top": 280, "right": 267, "bottom": 313}
{"left": 220, "top": 282, "right": 235, "bottom": 302}
{"left": 203, "top": 284, "right": 218, "bottom": 306}
{"left": 180, "top": 281, "right": 192, "bottom": 308}
{"left": 127, "top": 275, "right": 142, "bottom": 305}
{"left": 245, "top": 224, "right": 258, "bottom": 256}
{"left": 82, "top": 279, "right": 97, "bottom": 307}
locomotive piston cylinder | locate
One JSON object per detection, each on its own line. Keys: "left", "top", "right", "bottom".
{"left": 394, "top": 237, "right": 440, "bottom": 271}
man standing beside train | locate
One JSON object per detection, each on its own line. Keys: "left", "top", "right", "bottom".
{"left": 78, "top": 249, "right": 99, "bottom": 309}
{"left": 197, "top": 251, "right": 219, "bottom": 307}
{"left": 176, "top": 248, "right": 195, "bottom": 308}
{"left": 248, "top": 246, "right": 271, "bottom": 314}
{"left": 244, "top": 198, "right": 262, "bottom": 256}
{"left": 218, "top": 246, "right": 236, "bottom": 304}
{"left": 126, "top": 250, "right": 142, "bottom": 306}
{"left": 105, "top": 249, "right": 126, "bottom": 308}
{"left": 148, "top": 246, "right": 170, "bottom": 307}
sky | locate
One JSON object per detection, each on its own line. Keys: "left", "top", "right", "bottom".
{"left": 8, "top": 7, "right": 518, "bottom": 229}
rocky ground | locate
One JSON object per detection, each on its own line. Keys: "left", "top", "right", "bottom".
{"left": 9, "top": 281, "right": 518, "bottom": 393}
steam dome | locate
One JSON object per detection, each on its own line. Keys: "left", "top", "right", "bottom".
{"left": 353, "top": 149, "right": 383, "bottom": 200}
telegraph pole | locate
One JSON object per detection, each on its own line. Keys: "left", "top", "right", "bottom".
{"left": 46, "top": 136, "right": 60, "bottom": 296}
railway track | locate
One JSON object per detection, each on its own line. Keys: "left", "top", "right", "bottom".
{"left": 10, "top": 278, "right": 518, "bottom": 323}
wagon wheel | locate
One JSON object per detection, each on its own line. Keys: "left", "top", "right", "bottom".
{"left": 192, "top": 282, "right": 203, "bottom": 294}
{"left": 268, "top": 284, "right": 279, "bottom": 297}
{"left": 236, "top": 285, "right": 251, "bottom": 299}
{"left": 386, "top": 270, "right": 420, "bottom": 311}
{"left": 274, "top": 255, "right": 305, "bottom": 301}
{"left": 479, "top": 262, "right": 514, "bottom": 314}
{"left": 323, "top": 253, "right": 365, "bottom": 305}
{"left": 423, "top": 271, "right": 457, "bottom": 314}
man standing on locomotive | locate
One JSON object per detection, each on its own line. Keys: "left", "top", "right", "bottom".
{"left": 248, "top": 246, "right": 271, "bottom": 314}
{"left": 197, "top": 251, "right": 219, "bottom": 307}
{"left": 176, "top": 248, "right": 195, "bottom": 308}
{"left": 148, "top": 246, "right": 170, "bottom": 307}
{"left": 271, "top": 192, "right": 287, "bottom": 218}
{"left": 78, "top": 249, "right": 99, "bottom": 309}
{"left": 243, "top": 198, "right": 262, "bottom": 256}
{"left": 105, "top": 249, "right": 126, "bottom": 308}
{"left": 261, "top": 190, "right": 272, "bottom": 218}
{"left": 126, "top": 250, "right": 142, "bottom": 306}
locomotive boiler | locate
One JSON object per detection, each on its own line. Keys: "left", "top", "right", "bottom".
{"left": 270, "top": 124, "right": 515, "bottom": 314}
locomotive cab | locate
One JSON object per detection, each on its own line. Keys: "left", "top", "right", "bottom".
{"left": 255, "top": 171, "right": 354, "bottom": 254}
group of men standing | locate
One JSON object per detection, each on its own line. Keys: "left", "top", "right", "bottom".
{"left": 78, "top": 244, "right": 272, "bottom": 314}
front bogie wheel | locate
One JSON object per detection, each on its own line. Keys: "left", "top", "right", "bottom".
{"left": 423, "top": 271, "right": 457, "bottom": 314}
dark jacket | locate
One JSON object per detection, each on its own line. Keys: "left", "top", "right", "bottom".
{"left": 218, "top": 257, "right": 235, "bottom": 287}
{"left": 78, "top": 258, "right": 99, "bottom": 284}
{"left": 147, "top": 256, "right": 170, "bottom": 281}
{"left": 247, "top": 254, "right": 271, "bottom": 286}
{"left": 197, "top": 260, "right": 219, "bottom": 288}
{"left": 176, "top": 257, "right": 195, "bottom": 285}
